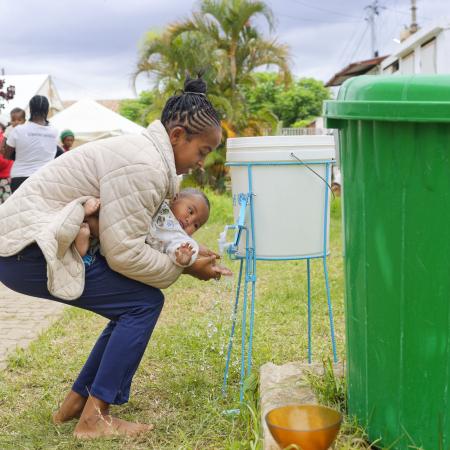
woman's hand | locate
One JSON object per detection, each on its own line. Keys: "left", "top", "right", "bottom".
{"left": 198, "top": 243, "right": 220, "bottom": 259}
{"left": 184, "top": 255, "right": 232, "bottom": 281}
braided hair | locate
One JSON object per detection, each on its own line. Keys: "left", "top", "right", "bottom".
{"left": 161, "top": 73, "right": 220, "bottom": 135}
{"left": 29, "top": 95, "right": 50, "bottom": 124}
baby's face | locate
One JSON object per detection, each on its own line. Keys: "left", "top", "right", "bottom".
{"left": 10, "top": 113, "right": 25, "bottom": 128}
{"left": 171, "top": 194, "right": 209, "bottom": 236}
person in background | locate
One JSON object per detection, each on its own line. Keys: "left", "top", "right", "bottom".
{"left": 1, "top": 107, "right": 26, "bottom": 150}
{"left": 0, "top": 108, "right": 26, "bottom": 200}
{"left": 6, "top": 107, "right": 26, "bottom": 131}
{"left": 5, "top": 96, "right": 58, "bottom": 192}
{"left": 60, "top": 129, "right": 75, "bottom": 152}
{"left": 0, "top": 118, "right": 6, "bottom": 142}
{"left": 0, "top": 118, "right": 12, "bottom": 203}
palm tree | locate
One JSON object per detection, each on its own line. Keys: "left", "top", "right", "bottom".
{"left": 169, "top": 0, "right": 291, "bottom": 97}
{"left": 132, "top": 0, "right": 291, "bottom": 190}
{"left": 134, "top": 30, "right": 234, "bottom": 121}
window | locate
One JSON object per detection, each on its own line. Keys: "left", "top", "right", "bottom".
{"left": 421, "top": 38, "right": 437, "bottom": 73}
{"left": 401, "top": 52, "right": 415, "bottom": 74}
{"left": 383, "top": 60, "right": 399, "bottom": 74}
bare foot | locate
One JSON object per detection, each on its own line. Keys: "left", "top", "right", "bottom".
{"left": 84, "top": 198, "right": 100, "bottom": 217}
{"left": 175, "top": 243, "right": 195, "bottom": 266}
{"left": 53, "top": 390, "right": 87, "bottom": 424}
{"left": 74, "top": 223, "right": 91, "bottom": 257}
{"left": 73, "top": 395, "right": 153, "bottom": 439}
{"left": 74, "top": 414, "right": 154, "bottom": 439}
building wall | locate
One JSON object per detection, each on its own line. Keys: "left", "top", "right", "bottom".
{"left": 381, "top": 24, "right": 450, "bottom": 75}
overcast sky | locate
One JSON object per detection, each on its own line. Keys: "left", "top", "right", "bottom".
{"left": 1, "top": 0, "right": 449, "bottom": 100}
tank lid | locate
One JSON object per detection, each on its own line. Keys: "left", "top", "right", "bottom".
{"left": 227, "top": 135, "right": 334, "bottom": 149}
{"left": 226, "top": 135, "right": 335, "bottom": 163}
{"left": 324, "top": 75, "right": 450, "bottom": 124}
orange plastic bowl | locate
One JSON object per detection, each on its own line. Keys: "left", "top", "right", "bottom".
{"left": 265, "top": 404, "right": 342, "bottom": 450}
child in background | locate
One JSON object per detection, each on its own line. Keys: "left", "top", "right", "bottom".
{"left": 6, "top": 108, "right": 26, "bottom": 130}
{"left": 60, "top": 129, "right": 75, "bottom": 152}
{"left": 1, "top": 107, "right": 26, "bottom": 148}
{"left": 75, "top": 189, "right": 216, "bottom": 269}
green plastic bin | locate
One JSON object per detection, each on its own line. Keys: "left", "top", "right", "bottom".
{"left": 324, "top": 75, "right": 450, "bottom": 449}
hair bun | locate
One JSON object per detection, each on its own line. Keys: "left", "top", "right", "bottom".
{"left": 184, "top": 71, "right": 207, "bottom": 95}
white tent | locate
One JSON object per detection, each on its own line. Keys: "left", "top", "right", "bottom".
{"left": 0, "top": 74, "right": 63, "bottom": 119}
{"left": 49, "top": 98, "right": 145, "bottom": 146}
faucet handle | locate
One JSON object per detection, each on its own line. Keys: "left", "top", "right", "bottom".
{"left": 218, "top": 225, "right": 234, "bottom": 255}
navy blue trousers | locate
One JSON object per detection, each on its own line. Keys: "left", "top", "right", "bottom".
{"left": 0, "top": 244, "right": 164, "bottom": 405}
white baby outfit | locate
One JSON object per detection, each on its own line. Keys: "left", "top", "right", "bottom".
{"left": 147, "top": 201, "right": 199, "bottom": 267}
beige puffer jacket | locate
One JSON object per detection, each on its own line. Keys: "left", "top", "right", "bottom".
{"left": 0, "top": 120, "right": 183, "bottom": 300}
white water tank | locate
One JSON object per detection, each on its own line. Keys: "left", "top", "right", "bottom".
{"left": 226, "top": 136, "right": 335, "bottom": 259}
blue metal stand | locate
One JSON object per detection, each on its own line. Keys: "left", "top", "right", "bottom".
{"left": 221, "top": 161, "right": 338, "bottom": 402}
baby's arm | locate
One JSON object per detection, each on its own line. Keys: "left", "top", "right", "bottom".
{"left": 175, "top": 243, "right": 196, "bottom": 266}
{"left": 167, "top": 238, "right": 199, "bottom": 268}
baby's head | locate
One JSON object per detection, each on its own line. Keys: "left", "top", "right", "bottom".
{"left": 170, "top": 188, "right": 210, "bottom": 236}
{"left": 10, "top": 108, "right": 26, "bottom": 127}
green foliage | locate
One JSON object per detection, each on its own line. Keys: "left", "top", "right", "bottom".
{"left": 243, "top": 73, "right": 331, "bottom": 127}
{"left": 118, "top": 90, "right": 155, "bottom": 126}
{"left": 132, "top": 0, "right": 292, "bottom": 191}
{"left": 305, "top": 358, "right": 346, "bottom": 412}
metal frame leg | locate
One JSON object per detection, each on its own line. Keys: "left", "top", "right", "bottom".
{"left": 222, "top": 258, "right": 244, "bottom": 396}
{"left": 246, "top": 268, "right": 256, "bottom": 376}
{"left": 307, "top": 258, "right": 312, "bottom": 364}
{"left": 323, "top": 256, "right": 338, "bottom": 362}
{"left": 239, "top": 269, "right": 249, "bottom": 402}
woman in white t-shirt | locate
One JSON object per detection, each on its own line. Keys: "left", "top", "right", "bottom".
{"left": 5, "top": 95, "right": 58, "bottom": 193}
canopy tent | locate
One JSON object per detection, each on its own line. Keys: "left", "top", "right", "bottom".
{"left": 49, "top": 98, "right": 145, "bottom": 146}
{"left": 0, "top": 74, "right": 63, "bottom": 119}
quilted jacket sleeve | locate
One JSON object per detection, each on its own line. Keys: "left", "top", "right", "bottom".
{"left": 99, "top": 163, "right": 183, "bottom": 289}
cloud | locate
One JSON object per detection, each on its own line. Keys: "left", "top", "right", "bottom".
{"left": 1, "top": 0, "right": 449, "bottom": 99}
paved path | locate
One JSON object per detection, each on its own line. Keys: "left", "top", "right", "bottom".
{"left": 0, "top": 283, "right": 65, "bottom": 370}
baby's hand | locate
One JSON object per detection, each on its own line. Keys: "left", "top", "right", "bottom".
{"left": 175, "top": 243, "right": 195, "bottom": 266}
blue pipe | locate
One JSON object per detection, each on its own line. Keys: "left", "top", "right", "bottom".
{"left": 307, "top": 258, "right": 312, "bottom": 364}
{"left": 222, "top": 258, "right": 244, "bottom": 396}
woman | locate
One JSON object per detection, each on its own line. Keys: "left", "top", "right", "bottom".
{"left": 5, "top": 95, "right": 58, "bottom": 192}
{"left": 0, "top": 75, "right": 226, "bottom": 439}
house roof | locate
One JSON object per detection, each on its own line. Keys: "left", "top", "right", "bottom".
{"left": 325, "top": 55, "right": 389, "bottom": 87}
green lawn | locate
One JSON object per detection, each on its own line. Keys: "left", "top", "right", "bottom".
{"left": 0, "top": 191, "right": 355, "bottom": 449}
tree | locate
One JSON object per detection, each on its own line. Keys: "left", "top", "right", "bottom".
{"left": 132, "top": 0, "right": 292, "bottom": 190}
{"left": 243, "top": 73, "right": 330, "bottom": 127}
{"left": 135, "top": 0, "right": 291, "bottom": 131}
{"left": 119, "top": 90, "right": 155, "bottom": 127}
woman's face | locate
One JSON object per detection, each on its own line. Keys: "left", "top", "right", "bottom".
{"left": 170, "top": 126, "right": 222, "bottom": 175}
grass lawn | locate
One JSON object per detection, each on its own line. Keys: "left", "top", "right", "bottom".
{"left": 0, "top": 191, "right": 360, "bottom": 449}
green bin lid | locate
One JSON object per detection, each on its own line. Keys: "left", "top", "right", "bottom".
{"left": 324, "top": 75, "right": 450, "bottom": 124}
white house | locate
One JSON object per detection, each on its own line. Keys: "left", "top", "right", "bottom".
{"left": 381, "top": 21, "right": 450, "bottom": 74}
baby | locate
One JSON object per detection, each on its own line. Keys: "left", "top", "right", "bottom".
{"left": 74, "top": 188, "right": 210, "bottom": 267}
